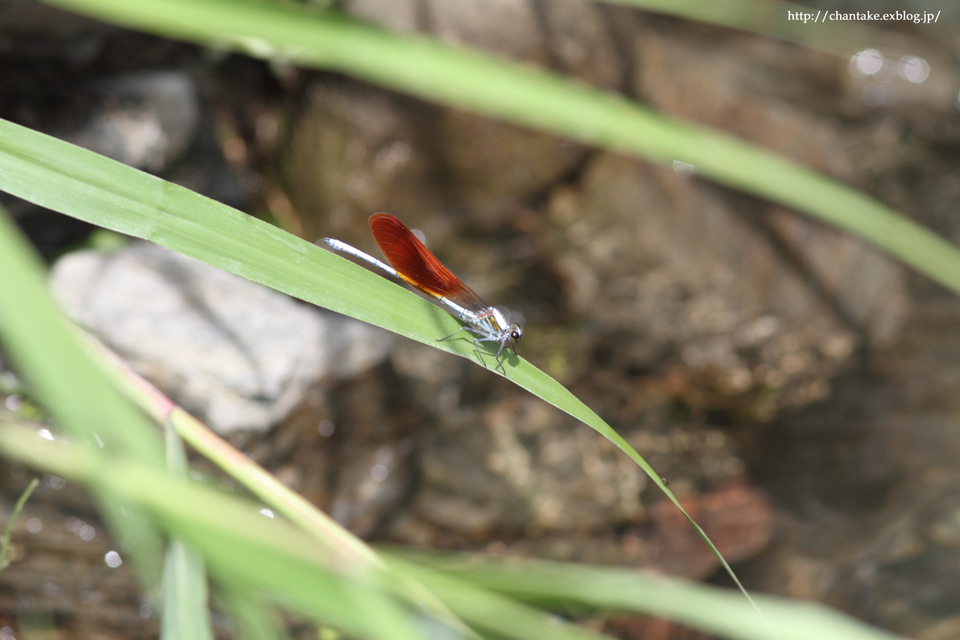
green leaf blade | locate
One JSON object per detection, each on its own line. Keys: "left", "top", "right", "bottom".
{"left": 39, "top": 0, "right": 960, "bottom": 296}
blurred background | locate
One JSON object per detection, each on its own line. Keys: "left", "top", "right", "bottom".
{"left": 1, "top": 0, "right": 960, "bottom": 638}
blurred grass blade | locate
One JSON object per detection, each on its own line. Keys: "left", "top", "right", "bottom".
{"left": 0, "top": 206, "right": 162, "bottom": 463}
{"left": 600, "top": 0, "right": 877, "bottom": 56}
{"left": 0, "top": 203, "right": 165, "bottom": 584}
{"left": 164, "top": 416, "right": 189, "bottom": 476}
{"left": 162, "top": 540, "right": 214, "bottom": 640}
{"left": 161, "top": 421, "right": 214, "bottom": 640}
{"left": 0, "top": 477, "right": 39, "bottom": 573}
{"left": 383, "top": 557, "right": 616, "bottom": 640}
{"left": 0, "top": 118, "right": 747, "bottom": 606}
{"left": 0, "top": 423, "right": 426, "bottom": 640}
{"left": 39, "top": 0, "right": 960, "bottom": 297}
{"left": 387, "top": 552, "right": 907, "bottom": 640}
{"left": 219, "top": 589, "right": 291, "bottom": 640}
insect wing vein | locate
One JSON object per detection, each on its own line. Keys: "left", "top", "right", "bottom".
{"left": 369, "top": 213, "right": 488, "bottom": 312}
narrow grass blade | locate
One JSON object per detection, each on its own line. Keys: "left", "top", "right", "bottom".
{"left": 162, "top": 540, "right": 214, "bottom": 640}
{"left": 36, "top": 0, "right": 960, "bottom": 297}
{"left": 160, "top": 421, "right": 214, "bottom": 640}
{"left": 0, "top": 477, "right": 39, "bottom": 573}
{"left": 374, "top": 555, "right": 618, "bottom": 640}
{"left": 385, "top": 552, "right": 907, "bottom": 640}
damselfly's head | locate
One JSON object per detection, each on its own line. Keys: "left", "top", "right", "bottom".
{"left": 509, "top": 323, "right": 523, "bottom": 347}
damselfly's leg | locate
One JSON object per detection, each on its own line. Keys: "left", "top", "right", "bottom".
{"left": 493, "top": 350, "right": 506, "bottom": 374}
{"left": 438, "top": 325, "right": 472, "bottom": 342}
{"left": 473, "top": 336, "right": 511, "bottom": 374}
{"left": 493, "top": 338, "right": 514, "bottom": 374}
{"left": 438, "top": 325, "right": 491, "bottom": 369}
{"left": 473, "top": 337, "right": 491, "bottom": 371}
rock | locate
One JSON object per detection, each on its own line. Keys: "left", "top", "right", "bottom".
{"left": 748, "top": 301, "right": 960, "bottom": 636}
{"left": 647, "top": 481, "right": 773, "bottom": 579}
{"left": 342, "top": 0, "right": 420, "bottom": 33}
{"left": 763, "top": 206, "right": 908, "bottom": 346}
{"left": 410, "top": 404, "right": 646, "bottom": 536}
{"left": 547, "top": 152, "right": 900, "bottom": 415}
{"left": 425, "top": 0, "right": 546, "bottom": 63}
{"left": 635, "top": 22, "right": 852, "bottom": 177}
{"left": 50, "top": 242, "right": 391, "bottom": 433}
{"left": 280, "top": 82, "right": 441, "bottom": 242}
{"left": 631, "top": 21, "right": 911, "bottom": 347}
{"left": 285, "top": 0, "right": 629, "bottom": 221}
{"left": 66, "top": 71, "right": 200, "bottom": 173}
{"left": 540, "top": 0, "right": 625, "bottom": 91}
{"left": 0, "top": 0, "right": 111, "bottom": 47}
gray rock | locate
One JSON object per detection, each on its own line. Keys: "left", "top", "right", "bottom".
{"left": 50, "top": 242, "right": 391, "bottom": 433}
{"left": 67, "top": 71, "right": 200, "bottom": 173}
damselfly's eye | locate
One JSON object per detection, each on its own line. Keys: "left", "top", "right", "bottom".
{"left": 511, "top": 327, "right": 522, "bottom": 342}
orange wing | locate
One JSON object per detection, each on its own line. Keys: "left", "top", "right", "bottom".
{"left": 369, "top": 213, "right": 488, "bottom": 312}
